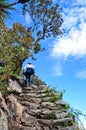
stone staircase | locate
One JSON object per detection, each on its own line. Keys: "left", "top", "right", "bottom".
{"left": 13, "top": 76, "right": 76, "bottom": 130}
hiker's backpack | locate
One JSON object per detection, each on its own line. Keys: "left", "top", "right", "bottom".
{"left": 26, "top": 68, "right": 34, "bottom": 75}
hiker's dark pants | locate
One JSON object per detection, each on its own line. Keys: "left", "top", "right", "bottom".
{"left": 25, "top": 73, "right": 32, "bottom": 86}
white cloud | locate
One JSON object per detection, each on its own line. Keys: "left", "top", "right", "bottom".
{"left": 51, "top": 5, "right": 86, "bottom": 60}
{"left": 76, "top": 0, "right": 86, "bottom": 5}
{"left": 50, "top": 1, "right": 86, "bottom": 77}
{"left": 58, "top": 0, "right": 86, "bottom": 6}
{"left": 75, "top": 70, "right": 86, "bottom": 79}
{"left": 52, "top": 25, "right": 86, "bottom": 59}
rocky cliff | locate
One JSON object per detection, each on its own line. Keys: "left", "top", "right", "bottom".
{"left": 0, "top": 75, "right": 76, "bottom": 130}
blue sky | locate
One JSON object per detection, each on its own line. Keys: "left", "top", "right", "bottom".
{"left": 6, "top": 0, "right": 86, "bottom": 128}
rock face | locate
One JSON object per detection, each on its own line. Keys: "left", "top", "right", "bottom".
{"left": 0, "top": 92, "right": 8, "bottom": 130}
{"left": 0, "top": 76, "right": 76, "bottom": 130}
{"left": 7, "top": 79, "right": 22, "bottom": 93}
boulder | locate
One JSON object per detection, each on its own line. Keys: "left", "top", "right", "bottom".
{"left": 7, "top": 79, "right": 22, "bottom": 93}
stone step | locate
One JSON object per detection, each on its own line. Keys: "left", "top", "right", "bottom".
{"left": 26, "top": 109, "right": 57, "bottom": 119}
{"left": 55, "top": 100, "right": 66, "bottom": 106}
{"left": 19, "top": 93, "right": 38, "bottom": 98}
{"left": 26, "top": 109, "right": 68, "bottom": 119}
{"left": 22, "top": 85, "right": 40, "bottom": 91}
{"left": 38, "top": 105, "right": 61, "bottom": 110}
{"left": 18, "top": 125, "right": 36, "bottom": 130}
{"left": 26, "top": 109, "right": 63, "bottom": 115}
{"left": 40, "top": 102, "right": 56, "bottom": 108}
{"left": 38, "top": 113, "right": 57, "bottom": 119}
{"left": 22, "top": 87, "right": 48, "bottom": 94}
{"left": 20, "top": 101, "right": 40, "bottom": 109}
{"left": 37, "top": 117, "right": 73, "bottom": 127}
{"left": 52, "top": 117, "right": 73, "bottom": 127}
{"left": 21, "top": 115, "right": 73, "bottom": 127}
{"left": 58, "top": 126, "right": 76, "bottom": 130}
{"left": 21, "top": 112, "right": 37, "bottom": 127}
{"left": 37, "top": 111, "right": 69, "bottom": 120}
{"left": 19, "top": 93, "right": 49, "bottom": 98}
{"left": 33, "top": 85, "right": 47, "bottom": 91}
{"left": 55, "top": 112, "right": 68, "bottom": 119}
{"left": 30, "top": 84, "right": 47, "bottom": 91}
{"left": 18, "top": 97, "right": 42, "bottom": 104}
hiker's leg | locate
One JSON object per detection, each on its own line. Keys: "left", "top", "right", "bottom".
{"left": 25, "top": 75, "right": 29, "bottom": 86}
{"left": 28, "top": 75, "right": 30, "bottom": 85}
{"left": 30, "top": 74, "right": 34, "bottom": 84}
{"left": 23, "top": 75, "right": 26, "bottom": 85}
{"left": 27, "top": 74, "right": 32, "bottom": 86}
{"left": 26, "top": 75, "right": 30, "bottom": 86}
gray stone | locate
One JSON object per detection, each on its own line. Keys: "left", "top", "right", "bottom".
{"left": 55, "top": 100, "right": 66, "bottom": 106}
{"left": 0, "top": 108, "right": 8, "bottom": 130}
{"left": 53, "top": 117, "right": 73, "bottom": 126}
{"left": 7, "top": 94, "right": 24, "bottom": 120}
{"left": 20, "top": 93, "right": 37, "bottom": 97}
{"left": 0, "top": 92, "right": 9, "bottom": 114}
{"left": 56, "top": 112, "right": 68, "bottom": 119}
{"left": 59, "top": 126, "right": 76, "bottom": 130}
{"left": 21, "top": 112, "right": 36, "bottom": 126}
{"left": 38, "top": 119, "right": 51, "bottom": 126}
{"left": 18, "top": 125, "right": 36, "bottom": 130}
{"left": 42, "top": 97, "right": 52, "bottom": 102}
{"left": 41, "top": 102, "right": 54, "bottom": 108}
{"left": 8, "top": 79, "right": 22, "bottom": 93}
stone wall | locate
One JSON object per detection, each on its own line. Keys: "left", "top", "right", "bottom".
{"left": 0, "top": 76, "right": 76, "bottom": 130}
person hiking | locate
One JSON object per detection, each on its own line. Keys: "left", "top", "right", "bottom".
{"left": 23, "top": 63, "right": 35, "bottom": 86}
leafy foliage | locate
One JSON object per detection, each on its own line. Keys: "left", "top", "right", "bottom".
{"left": 22, "top": 0, "right": 63, "bottom": 41}
{"left": 0, "top": 0, "right": 14, "bottom": 20}
{"left": 0, "top": 22, "right": 41, "bottom": 90}
{"left": 0, "top": 0, "right": 63, "bottom": 41}
{"left": 0, "top": 1, "right": 63, "bottom": 90}
{"left": 67, "top": 107, "right": 86, "bottom": 130}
